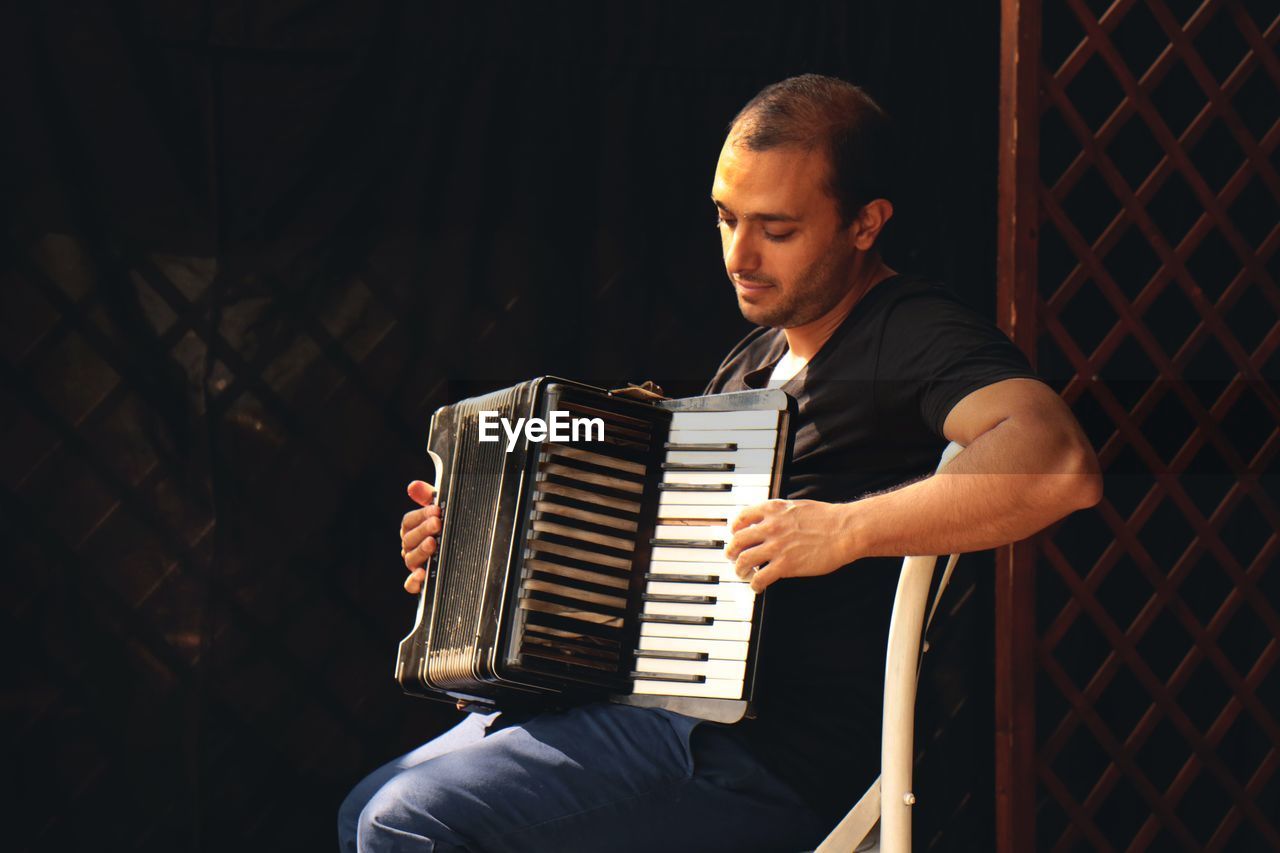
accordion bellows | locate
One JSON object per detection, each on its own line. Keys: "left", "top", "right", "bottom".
{"left": 396, "top": 377, "right": 792, "bottom": 723}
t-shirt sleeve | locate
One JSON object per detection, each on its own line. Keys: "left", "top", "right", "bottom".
{"left": 876, "top": 288, "right": 1040, "bottom": 437}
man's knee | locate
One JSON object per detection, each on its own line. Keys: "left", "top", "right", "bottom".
{"left": 355, "top": 771, "right": 468, "bottom": 852}
{"left": 337, "top": 782, "right": 371, "bottom": 852}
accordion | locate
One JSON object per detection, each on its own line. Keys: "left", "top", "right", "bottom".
{"left": 396, "top": 377, "right": 793, "bottom": 723}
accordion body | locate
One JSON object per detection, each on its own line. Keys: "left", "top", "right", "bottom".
{"left": 396, "top": 377, "right": 793, "bottom": 723}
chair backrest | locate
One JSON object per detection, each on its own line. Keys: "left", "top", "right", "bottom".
{"left": 815, "top": 441, "right": 965, "bottom": 853}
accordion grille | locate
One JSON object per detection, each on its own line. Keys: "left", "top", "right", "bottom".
{"left": 512, "top": 398, "right": 661, "bottom": 686}
{"left": 427, "top": 387, "right": 520, "bottom": 689}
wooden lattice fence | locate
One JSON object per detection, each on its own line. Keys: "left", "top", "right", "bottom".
{"left": 998, "top": 1, "right": 1279, "bottom": 850}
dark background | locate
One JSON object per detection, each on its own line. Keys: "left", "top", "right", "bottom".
{"left": 4, "top": 2, "right": 1008, "bottom": 850}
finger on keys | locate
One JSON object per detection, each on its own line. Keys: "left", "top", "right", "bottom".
{"left": 404, "top": 567, "right": 426, "bottom": 594}
{"left": 731, "top": 502, "right": 768, "bottom": 533}
{"left": 750, "top": 563, "right": 778, "bottom": 593}
{"left": 725, "top": 523, "right": 767, "bottom": 562}
{"left": 734, "top": 544, "right": 771, "bottom": 580}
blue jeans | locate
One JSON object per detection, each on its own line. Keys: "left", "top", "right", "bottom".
{"left": 338, "top": 702, "right": 829, "bottom": 852}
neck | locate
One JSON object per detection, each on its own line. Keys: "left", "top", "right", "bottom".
{"left": 783, "top": 257, "right": 896, "bottom": 362}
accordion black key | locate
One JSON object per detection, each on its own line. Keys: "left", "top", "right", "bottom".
{"left": 395, "top": 377, "right": 793, "bottom": 723}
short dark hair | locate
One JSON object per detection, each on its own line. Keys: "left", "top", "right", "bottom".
{"left": 730, "top": 74, "right": 900, "bottom": 226}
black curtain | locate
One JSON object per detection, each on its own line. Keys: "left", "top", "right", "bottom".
{"left": 2, "top": 2, "right": 1000, "bottom": 849}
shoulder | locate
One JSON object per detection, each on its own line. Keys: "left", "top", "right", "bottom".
{"left": 870, "top": 275, "right": 1038, "bottom": 434}
{"left": 877, "top": 275, "right": 988, "bottom": 328}
{"left": 874, "top": 275, "right": 1021, "bottom": 363}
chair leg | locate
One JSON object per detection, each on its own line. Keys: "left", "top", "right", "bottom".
{"left": 815, "top": 777, "right": 881, "bottom": 852}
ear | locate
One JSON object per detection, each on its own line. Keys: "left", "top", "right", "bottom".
{"left": 847, "top": 199, "right": 894, "bottom": 251}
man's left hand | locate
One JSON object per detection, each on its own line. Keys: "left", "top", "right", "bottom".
{"left": 725, "top": 499, "right": 852, "bottom": 592}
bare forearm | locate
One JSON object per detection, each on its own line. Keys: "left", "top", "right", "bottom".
{"left": 725, "top": 380, "right": 1103, "bottom": 592}
{"left": 835, "top": 419, "right": 1101, "bottom": 560}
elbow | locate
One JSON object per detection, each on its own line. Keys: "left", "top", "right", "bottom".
{"left": 1024, "top": 419, "right": 1103, "bottom": 515}
{"left": 1072, "top": 466, "right": 1104, "bottom": 511}
{"left": 1059, "top": 436, "right": 1103, "bottom": 511}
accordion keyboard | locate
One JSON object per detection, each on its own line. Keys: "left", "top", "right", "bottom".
{"left": 633, "top": 409, "right": 779, "bottom": 700}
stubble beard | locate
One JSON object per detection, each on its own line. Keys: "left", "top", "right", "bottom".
{"left": 736, "top": 241, "right": 859, "bottom": 329}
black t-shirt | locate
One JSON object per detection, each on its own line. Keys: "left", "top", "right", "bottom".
{"left": 702, "top": 273, "right": 1038, "bottom": 822}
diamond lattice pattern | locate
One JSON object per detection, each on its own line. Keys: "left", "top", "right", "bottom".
{"left": 1034, "top": 1, "right": 1280, "bottom": 850}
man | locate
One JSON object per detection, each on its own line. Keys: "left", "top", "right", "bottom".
{"left": 340, "top": 75, "right": 1101, "bottom": 852}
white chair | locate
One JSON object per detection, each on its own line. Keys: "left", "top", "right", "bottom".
{"left": 813, "top": 441, "right": 966, "bottom": 853}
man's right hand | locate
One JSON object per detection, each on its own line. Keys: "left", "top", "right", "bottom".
{"left": 400, "top": 480, "right": 442, "bottom": 594}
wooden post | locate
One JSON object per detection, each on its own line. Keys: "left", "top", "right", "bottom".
{"left": 996, "top": 0, "right": 1039, "bottom": 851}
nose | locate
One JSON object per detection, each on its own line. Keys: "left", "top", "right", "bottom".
{"left": 723, "top": 227, "right": 759, "bottom": 279}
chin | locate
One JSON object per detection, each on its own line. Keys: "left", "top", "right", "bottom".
{"left": 738, "top": 303, "right": 787, "bottom": 328}
{"left": 736, "top": 297, "right": 766, "bottom": 322}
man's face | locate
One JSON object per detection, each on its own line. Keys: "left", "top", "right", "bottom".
{"left": 711, "top": 135, "right": 860, "bottom": 328}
